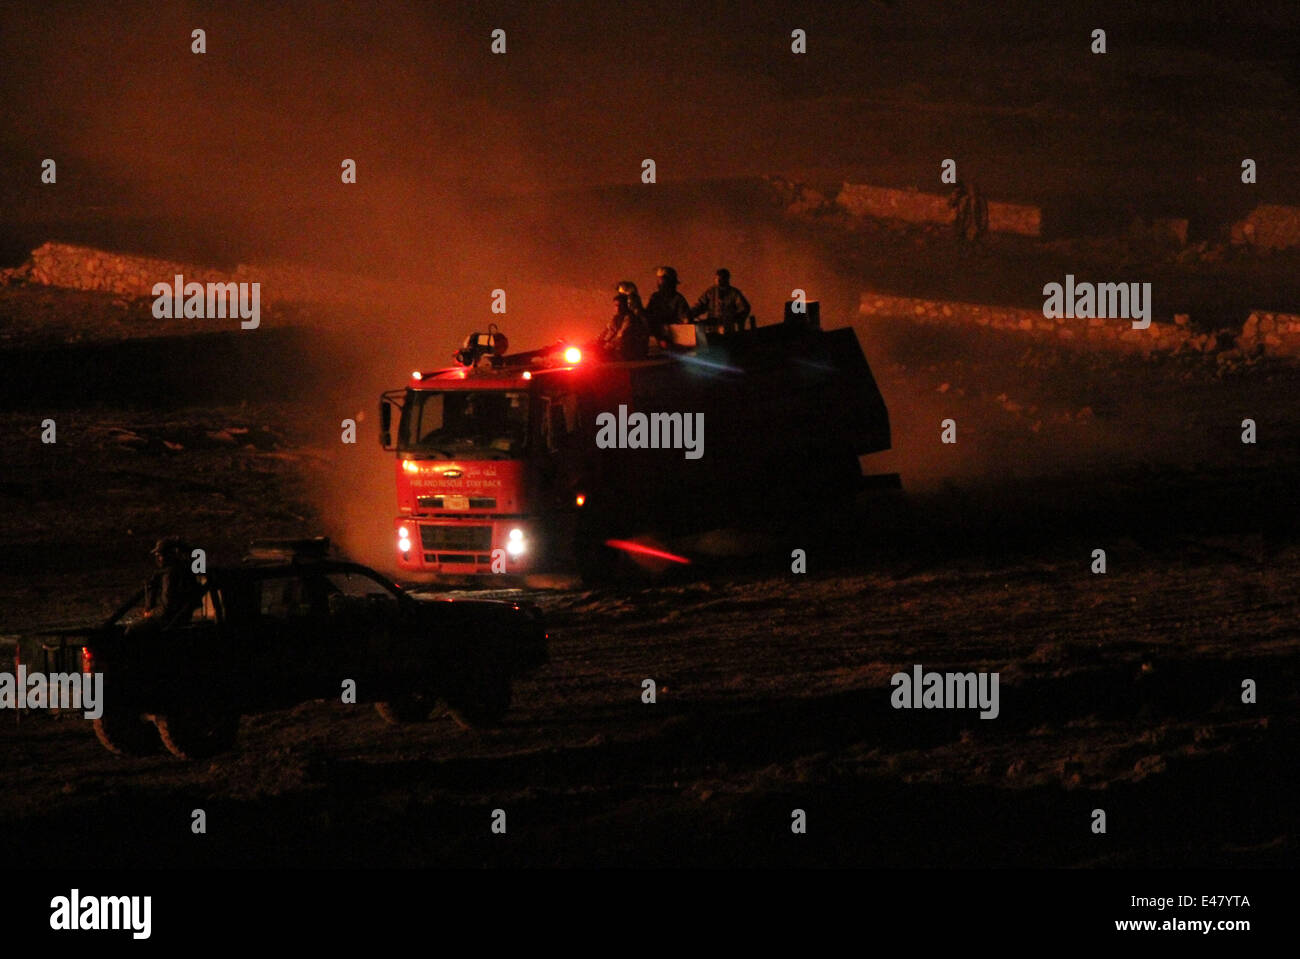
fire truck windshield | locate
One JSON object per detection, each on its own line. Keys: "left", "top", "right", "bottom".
{"left": 398, "top": 389, "right": 530, "bottom": 459}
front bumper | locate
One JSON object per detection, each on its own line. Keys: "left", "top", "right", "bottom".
{"left": 394, "top": 518, "right": 535, "bottom": 574}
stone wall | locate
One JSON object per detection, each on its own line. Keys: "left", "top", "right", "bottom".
{"left": 2, "top": 242, "right": 613, "bottom": 338}
{"left": 837, "top": 183, "right": 1042, "bottom": 236}
{"left": 1229, "top": 204, "right": 1300, "bottom": 251}
{"left": 838, "top": 184, "right": 950, "bottom": 223}
{"left": 13, "top": 241, "right": 1298, "bottom": 357}
{"left": 859, "top": 292, "right": 1216, "bottom": 353}
{"left": 14, "top": 242, "right": 231, "bottom": 297}
{"left": 1238, "top": 310, "right": 1300, "bottom": 354}
{"left": 5, "top": 241, "right": 426, "bottom": 307}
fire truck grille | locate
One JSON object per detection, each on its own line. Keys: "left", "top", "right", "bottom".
{"left": 428, "top": 553, "right": 491, "bottom": 565}
{"left": 417, "top": 496, "right": 497, "bottom": 509}
{"left": 418, "top": 525, "right": 493, "bottom": 552}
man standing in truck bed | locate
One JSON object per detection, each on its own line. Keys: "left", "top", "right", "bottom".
{"left": 125, "top": 536, "right": 202, "bottom": 636}
{"left": 598, "top": 282, "right": 650, "bottom": 360}
{"left": 645, "top": 265, "right": 691, "bottom": 346}
{"left": 690, "top": 268, "right": 751, "bottom": 336}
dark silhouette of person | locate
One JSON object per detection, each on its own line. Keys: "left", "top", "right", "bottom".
{"left": 644, "top": 266, "right": 691, "bottom": 345}
{"left": 598, "top": 282, "right": 650, "bottom": 360}
{"left": 126, "top": 536, "right": 202, "bottom": 636}
{"left": 690, "top": 268, "right": 751, "bottom": 335}
{"left": 949, "top": 179, "right": 988, "bottom": 243}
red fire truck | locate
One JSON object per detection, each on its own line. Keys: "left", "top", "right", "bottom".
{"left": 379, "top": 307, "right": 893, "bottom": 580}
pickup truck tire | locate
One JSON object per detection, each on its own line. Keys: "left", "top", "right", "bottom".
{"left": 445, "top": 667, "right": 512, "bottom": 730}
{"left": 93, "top": 703, "right": 162, "bottom": 756}
{"left": 155, "top": 708, "right": 241, "bottom": 760}
{"left": 375, "top": 693, "right": 435, "bottom": 724}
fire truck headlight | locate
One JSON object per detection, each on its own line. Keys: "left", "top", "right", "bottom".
{"left": 506, "top": 528, "right": 526, "bottom": 556}
{"left": 564, "top": 347, "right": 582, "bottom": 364}
{"left": 397, "top": 526, "right": 412, "bottom": 553}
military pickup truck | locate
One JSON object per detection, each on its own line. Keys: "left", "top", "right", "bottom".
{"left": 14, "top": 541, "right": 548, "bottom": 759}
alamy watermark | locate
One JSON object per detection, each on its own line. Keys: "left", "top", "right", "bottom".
{"left": 0, "top": 668, "right": 103, "bottom": 719}
{"left": 595, "top": 405, "right": 703, "bottom": 459}
{"left": 890, "top": 664, "right": 999, "bottom": 719}
{"left": 151, "top": 274, "right": 260, "bottom": 329}
{"left": 1042, "top": 274, "right": 1152, "bottom": 329}
{"left": 50, "top": 889, "right": 151, "bottom": 939}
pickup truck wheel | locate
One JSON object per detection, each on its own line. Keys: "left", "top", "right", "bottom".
{"left": 92, "top": 702, "right": 162, "bottom": 756}
{"left": 445, "top": 669, "right": 512, "bottom": 730}
{"left": 375, "top": 693, "right": 435, "bottom": 725}
{"left": 155, "top": 709, "right": 241, "bottom": 760}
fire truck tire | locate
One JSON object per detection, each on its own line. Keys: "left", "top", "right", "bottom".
{"left": 375, "top": 693, "right": 436, "bottom": 724}
{"left": 576, "top": 541, "right": 616, "bottom": 586}
{"left": 806, "top": 445, "right": 862, "bottom": 500}
{"left": 92, "top": 702, "right": 163, "bottom": 756}
{"left": 574, "top": 515, "right": 612, "bottom": 585}
{"left": 155, "top": 708, "right": 241, "bottom": 760}
{"left": 578, "top": 534, "right": 676, "bottom": 585}
{"left": 574, "top": 513, "right": 646, "bottom": 585}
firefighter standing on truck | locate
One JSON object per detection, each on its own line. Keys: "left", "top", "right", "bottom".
{"left": 645, "top": 265, "right": 691, "bottom": 346}
{"left": 690, "top": 268, "right": 751, "bottom": 335}
{"left": 125, "top": 536, "right": 202, "bottom": 636}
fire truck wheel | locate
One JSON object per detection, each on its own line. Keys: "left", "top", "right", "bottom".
{"left": 445, "top": 669, "right": 512, "bottom": 730}
{"left": 574, "top": 503, "right": 624, "bottom": 585}
{"left": 92, "top": 701, "right": 163, "bottom": 756}
{"left": 154, "top": 708, "right": 241, "bottom": 760}
{"left": 375, "top": 693, "right": 436, "bottom": 724}
{"left": 574, "top": 520, "right": 647, "bottom": 585}
{"left": 576, "top": 541, "right": 616, "bottom": 585}
{"left": 577, "top": 533, "right": 672, "bottom": 585}
{"left": 818, "top": 445, "right": 863, "bottom": 499}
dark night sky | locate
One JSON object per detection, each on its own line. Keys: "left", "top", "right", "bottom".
{"left": 1, "top": 0, "right": 1297, "bottom": 278}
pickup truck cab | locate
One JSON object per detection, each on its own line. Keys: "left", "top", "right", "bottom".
{"left": 16, "top": 546, "right": 548, "bottom": 759}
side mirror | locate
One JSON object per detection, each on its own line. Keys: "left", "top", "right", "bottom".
{"left": 379, "top": 400, "right": 393, "bottom": 450}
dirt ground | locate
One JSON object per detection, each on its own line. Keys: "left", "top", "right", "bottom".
{"left": 2, "top": 282, "right": 1297, "bottom": 868}
{"left": 3, "top": 539, "right": 1296, "bottom": 867}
